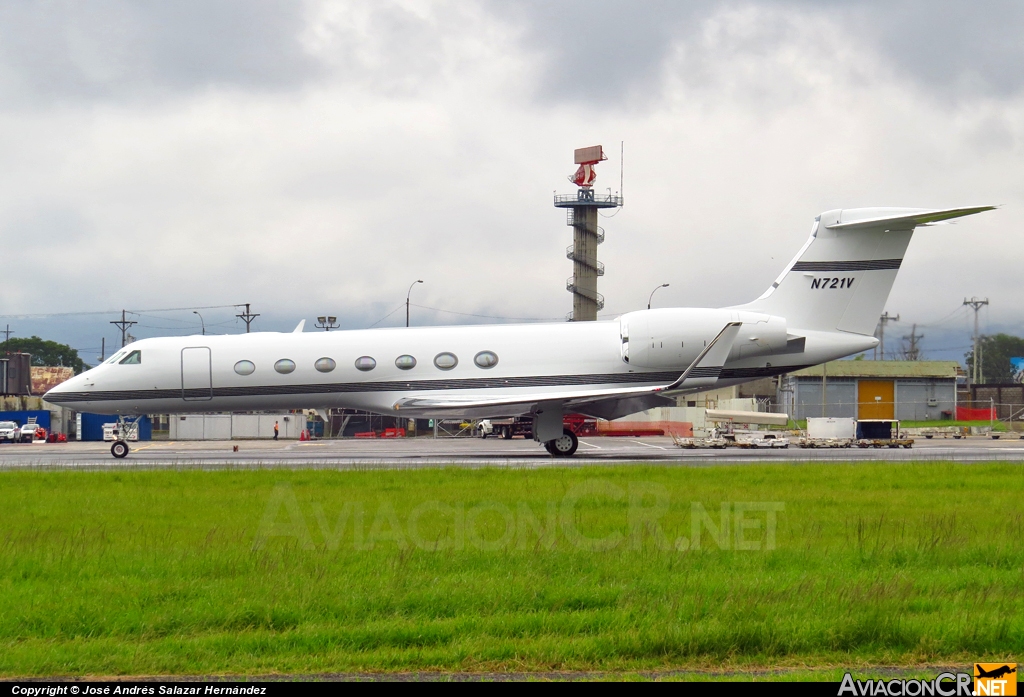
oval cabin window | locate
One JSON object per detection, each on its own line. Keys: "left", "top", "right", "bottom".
{"left": 274, "top": 359, "right": 296, "bottom": 374}
{"left": 395, "top": 355, "right": 417, "bottom": 370}
{"left": 355, "top": 356, "right": 376, "bottom": 372}
{"left": 474, "top": 351, "right": 498, "bottom": 369}
{"left": 315, "top": 357, "right": 336, "bottom": 373}
{"left": 234, "top": 360, "right": 256, "bottom": 376}
{"left": 433, "top": 352, "right": 458, "bottom": 370}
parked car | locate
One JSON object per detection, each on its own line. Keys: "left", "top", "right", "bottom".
{"left": 19, "top": 423, "right": 45, "bottom": 443}
{"left": 0, "top": 421, "right": 18, "bottom": 443}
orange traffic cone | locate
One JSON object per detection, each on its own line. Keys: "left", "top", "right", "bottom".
{"left": 299, "top": 430, "right": 308, "bottom": 441}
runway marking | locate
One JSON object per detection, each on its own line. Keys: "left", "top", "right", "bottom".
{"left": 579, "top": 440, "right": 602, "bottom": 450}
{"left": 632, "top": 440, "right": 668, "bottom": 450}
{"left": 298, "top": 442, "right": 329, "bottom": 447}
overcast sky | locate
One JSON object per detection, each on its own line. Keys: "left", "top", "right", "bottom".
{"left": 0, "top": 0, "right": 1020, "bottom": 364}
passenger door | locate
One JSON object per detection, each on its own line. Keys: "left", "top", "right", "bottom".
{"left": 181, "top": 347, "right": 213, "bottom": 401}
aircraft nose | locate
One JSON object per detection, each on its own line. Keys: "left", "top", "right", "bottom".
{"left": 43, "top": 373, "right": 84, "bottom": 404}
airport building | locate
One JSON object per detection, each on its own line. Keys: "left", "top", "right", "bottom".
{"left": 779, "top": 360, "right": 960, "bottom": 422}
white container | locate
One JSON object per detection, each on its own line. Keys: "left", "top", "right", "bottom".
{"left": 806, "top": 417, "right": 856, "bottom": 440}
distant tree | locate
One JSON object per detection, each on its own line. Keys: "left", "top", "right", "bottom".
{"left": 965, "top": 333, "right": 1024, "bottom": 383}
{"left": 0, "top": 336, "right": 88, "bottom": 374}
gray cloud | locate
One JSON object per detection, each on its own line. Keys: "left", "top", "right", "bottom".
{"left": 0, "top": 0, "right": 319, "bottom": 103}
{"left": 0, "top": 0, "right": 1019, "bottom": 364}
{"left": 485, "top": 0, "right": 1024, "bottom": 104}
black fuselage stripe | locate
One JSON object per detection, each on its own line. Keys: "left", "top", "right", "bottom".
{"left": 46, "top": 365, "right": 809, "bottom": 403}
{"left": 791, "top": 259, "right": 902, "bottom": 271}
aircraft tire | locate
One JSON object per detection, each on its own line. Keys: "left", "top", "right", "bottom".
{"left": 544, "top": 429, "right": 578, "bottom": 457}
{"left": 111, "top": 440, "right": 129, "bottom": 459}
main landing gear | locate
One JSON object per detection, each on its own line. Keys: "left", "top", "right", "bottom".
{"left": 544, "top": 429, "right": 578, "bottom": 457}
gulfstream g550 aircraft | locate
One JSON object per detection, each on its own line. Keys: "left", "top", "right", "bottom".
{"left": 46, "top": 206, "right": 993, "bottom": 458}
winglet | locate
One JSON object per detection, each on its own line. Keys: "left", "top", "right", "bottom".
{"left": 293, "top": 319, "right": 305, "bottom": 333}
{"left": 661, "top": 321, "right": 743, "bottom": 391}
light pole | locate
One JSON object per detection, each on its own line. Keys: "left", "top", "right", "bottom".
{"left": 193, "top": 311, "right": 205, "bottom": 336}
{"left": 647, "top": 283, "right": 669, "bottom": 310}
{"left": 406, "top": 280, "right": 424, "bottom": 327}
{"left": 315, "top": 316, "right": 339, "bottom": 331}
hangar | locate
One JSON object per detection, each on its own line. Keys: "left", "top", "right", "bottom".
{"left": 779, "top": 361, "right": 960, "bottom": 421}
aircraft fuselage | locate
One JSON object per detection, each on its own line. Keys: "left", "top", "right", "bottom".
{"left": 45, "top": 308, "right": 875, "bottom": 419}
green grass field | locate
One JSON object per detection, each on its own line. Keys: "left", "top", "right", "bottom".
{"left": 0, "top": 463, "right": 1021, "bottom": 677}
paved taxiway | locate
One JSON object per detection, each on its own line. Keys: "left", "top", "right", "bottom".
{"left": 1, "top": 435, "right": 1023, "bottom": 468}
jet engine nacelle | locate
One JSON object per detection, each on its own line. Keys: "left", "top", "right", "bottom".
{"left": 620, "top": 308, "right": 789, "bottom": 369}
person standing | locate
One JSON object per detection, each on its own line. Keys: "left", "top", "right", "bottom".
{"left": 273, "top": 421, "right": 279, "bottom": 441}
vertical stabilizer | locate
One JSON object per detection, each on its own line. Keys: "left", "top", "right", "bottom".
{"left": 733, "top": 206, "right": 993, "bottom": 335}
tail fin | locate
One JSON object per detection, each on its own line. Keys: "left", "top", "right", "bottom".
{"left": 733, "top": 206, "right": 994, "bottom": 334}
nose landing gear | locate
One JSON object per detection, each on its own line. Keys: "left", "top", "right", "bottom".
{"left": 110, "top": 416, "right": 131, "bottom": 459}
{"left": 544, "top": 429, "right": 578, "bottom": 457}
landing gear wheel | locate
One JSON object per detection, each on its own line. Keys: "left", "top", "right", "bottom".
{"left": 544, "top": 429, "right": 578, "bottom": 457}
{"left": 111, "top": 440, "right": 129, "bottom": 459}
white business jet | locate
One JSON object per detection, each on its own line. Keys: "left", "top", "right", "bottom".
{"left": 46, "top": 206, "right": 993, "bottom": 458}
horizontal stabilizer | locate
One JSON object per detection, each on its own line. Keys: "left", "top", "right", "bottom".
{"left": 825, "top": 206, "right": 995, "bottom": 231}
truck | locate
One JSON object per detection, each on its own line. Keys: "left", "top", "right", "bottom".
{"left": 478, "top": 414, "right": 598, "bottom": 439}
{"left": 478, "top": 417, "right": 532, "bottom": 439}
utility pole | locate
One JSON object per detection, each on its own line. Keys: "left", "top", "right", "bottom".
{"left": 110, "top": 310, "right": 137, "bottom": 348}
{"left": 1, "top": 324, "right": 12, "bottom": 346}
{"left": 236, "top": 303, "right": 259, "bottom": 333}
{"left": 963, "top": 297, "right": 989, "bottom": 385}
{"left": 902, "top": 323, "right": 924, "bottom": 361}
{"left": 876, "top": 312, "right": 899, "bottom": 360}
{"left": 821, "top": 361, "right": 827, "bottom": 418}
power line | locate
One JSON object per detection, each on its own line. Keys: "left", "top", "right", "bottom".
{"left": 367, "top": 303, "right": 406, "bottom": 329}
{"left": 0, "top": 303, "right": 243, "bottom": 320}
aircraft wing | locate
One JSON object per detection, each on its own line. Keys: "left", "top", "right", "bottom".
{"left": 392, "top": 322, "right": 742, "bottom": 415}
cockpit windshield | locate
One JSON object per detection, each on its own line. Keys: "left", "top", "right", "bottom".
{"left": 119, "top": 350, "right": 142, "bottom": 365}
{"left": 105, "top": 350, "right": 127, "bottom": 365}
